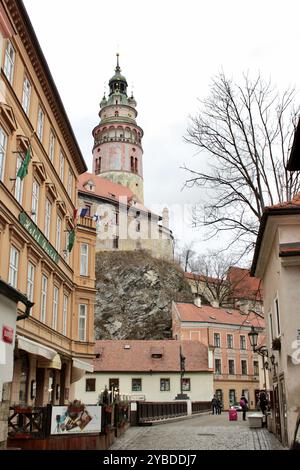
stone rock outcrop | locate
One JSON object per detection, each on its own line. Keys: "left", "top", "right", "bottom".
{"left": 94, "top": 251, "right": 193, "bottom": 339}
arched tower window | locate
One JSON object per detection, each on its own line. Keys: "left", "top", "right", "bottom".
{"left": 130, "top": 156, "right": 134, "bottom": 172}
{"left": 115, "top": 111, "right": 119, "bottom": 117}
{"left": 134, "top": 158, "right": 138, "bottom": 174}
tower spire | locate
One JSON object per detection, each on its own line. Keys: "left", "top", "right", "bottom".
{"left": 116, "top": 52, "right": 120, "bottom": 73}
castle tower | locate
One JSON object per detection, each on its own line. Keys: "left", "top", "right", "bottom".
{"left": 92, "top": 54, "right": 144, "bottom": 203}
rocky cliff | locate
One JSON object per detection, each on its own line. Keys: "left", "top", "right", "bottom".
{"left": 94, "top": 251, "right": 193, "bottom": 339}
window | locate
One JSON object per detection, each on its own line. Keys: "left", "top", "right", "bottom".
{"left": 40, "top": 275, "right": 48, "bottom": 323}
{"left": 228, "top": 360, "right": 235, "bottom": 375}
{"left": 160, "top": 378, "right": 170, "bottom": 391}
{"left": 31, "top": 180, "right": 39, "bottom": 224}
{"left": 130, "top": 156, "right": 134, "bottom": 172}
{"left": 86, "top": 378, "right": 96, "bottom": 392}
{"left": 22, "top": 76, "right": 31, "bottom": 115}
{"left": 136, "top": 221, "right": 141, "bottom": 232}
{"left": 113, "top": 237, "right": 119, "bottom": 249}
{"left": 67, "top": 169, "right": 73, "bottom": 198}
{"left": 132, "top": 378, "right": 142, "bottom": 392}
{"left": 134, "top": 158, "right": 138, "bottom": 173}
{"left": 4, "top": 41, "right": 15, "bottom": 84}
{"left": 227, "top": 334, "right": 233, "bottom": 349}
{"left": 229, "top": 389, "right": 236, "bottom": 405}
{"left": 49, "top": 132, "right": 55, "bottom": 163}
{"left": 37, "top": 106, "right": 44, "bottom": 141}
{"left": 215, "top": 358, "right": 221, "bottom": 375}
{"left": 62, "top": 295, "right": 68, "bottom": 336}
{"left": 78, "top": 304, "right": 87, "bottom": 341}
{"left": 241, "top": 360, "right": 248, "bottom": 375}
{"left": 275, "top": 298, "right": 281, "bottom": 335}
{"left": 269, "top": 311, "right": 274, "bottom": 342}
{"left": 182, "top": 378, "right": 191, "bottom": 391}
{"left": 109, "top": 378, "right": 119, "bottom": 391}
{"left": 44, "top": 199, "right": 52, "bottom": 239}
{"left": 214, "top": 333, "right": 221, "bottom": 348}
{"left": 253, "top": 360, "right": 259, "bottom": 376}
{"left": 240, "top": 335, "right": 246, "bottom": 350}
{"left": 0, "top": 127, "right": 7, "bottom": 181}
{"left": 9, "top": 246, "right": 19, "bottom": 288}
{"left": 115, "top": 212, "right": 119, "bottom": 225}
{"left": 59, "top": 151, "right": 65, "bottom": 181}
{"left": 52, "top": 286, "right": 59, "bottom": 330}
{"left": 80, "top": 243, "right": 88, "bottom": 276}
{"left": 15, "top": 154, "right": 24, "bottom": 204}
{"left": 27, "top": 262, "right": 35, "bottom": 302}
{"left": 56, "top": 215, "right": 62, "bottom": 252}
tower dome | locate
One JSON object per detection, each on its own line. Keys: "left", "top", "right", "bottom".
{"left": 92, "top": 55, "right": 144, "bottom": 203}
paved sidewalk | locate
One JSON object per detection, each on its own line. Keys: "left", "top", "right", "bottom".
{"left": 110, "top": 413, "right": 285, "bottom": 450}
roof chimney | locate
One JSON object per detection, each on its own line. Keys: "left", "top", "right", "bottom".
{"left": 194, "top": 296, "right": 202, "bottom": 308}
{"left": 211, "top": 300, "right": 219, "bottom": 308}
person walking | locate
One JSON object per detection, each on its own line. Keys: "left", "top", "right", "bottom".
{"left": 211, "top": 395, "right": 218, "bottom": 415}
{"left": 240, "top": 394, "right": 248, "bottom": 421}
{"left": 216, "top": 398, "right": 222, "bottom": 415}
{"left": 259, "top": 390, "right": 268, "bottom": 415}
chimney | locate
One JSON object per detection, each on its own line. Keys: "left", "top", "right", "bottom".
{"left": 194, "top": 296, "right": 202, "bottom": 308}
{"left": 162, "top": 207, "right": 169, "bottom": 228}
{"left": 211, "top": 300, "right": 219, "bottom": 308}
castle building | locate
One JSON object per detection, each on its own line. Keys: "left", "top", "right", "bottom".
{"left": 78, "top": 56, "right": 174, "bottom": 260}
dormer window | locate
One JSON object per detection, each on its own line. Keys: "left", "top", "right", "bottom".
{"left": 151, "top": 353, "right": 162, "bottom": 359}
{"left": 84, "top": 180, "right": 95, "bottom": 192}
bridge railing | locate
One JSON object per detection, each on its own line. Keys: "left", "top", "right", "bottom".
{"left": 137, "top": 401, "right": 187, "bottom": 424}
{"left": 191, "top": 401, "right": 211, "bottom": 414}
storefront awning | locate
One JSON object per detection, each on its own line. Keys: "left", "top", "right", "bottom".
{"left": 37, "top": 354, "right": 62, "bottom": 370}
{"left": 72, "top": 358, "right": 94, "bottom": 372}
{"left": 17, "top": 335, "right": 57, "bottom": 360}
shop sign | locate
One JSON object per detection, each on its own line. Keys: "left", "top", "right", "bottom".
{"left": 50, "top": 405, "right": 101, "bottom": 435}
{"left": 2, "top": 325, "right": 14, "bottom": 344}
{"left": 19, "top": 212, "right": 59, "bottom": 263}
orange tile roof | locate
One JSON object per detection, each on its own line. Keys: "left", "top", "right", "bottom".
{"left": 93, "top": 340, "right": 211, "bottom": 372}
{"left": 227, "top": 267, "right": 262, "bottom": 301}
{"left": 184, "top": 272, "right": 220, "bottom": 284}
{"left": 174, "top": 302, "right": 265, "bottom": 329}
{"left": 266, "top": 192, "right": 300, "bottom": 210}
{"left": 77, "top": 172, "right": 153, "bottom": 214}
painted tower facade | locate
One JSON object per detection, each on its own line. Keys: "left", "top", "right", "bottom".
{"left": 92, "top": 55, "right": 144, "bottom": 203}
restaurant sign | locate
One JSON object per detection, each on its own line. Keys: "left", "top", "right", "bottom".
{"left": 19, "top": 212, "right": 60, "bottom": 263}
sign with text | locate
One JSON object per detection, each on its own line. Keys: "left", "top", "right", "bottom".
{"left": 19, "top": 212, "right": 60, "bottom": 263}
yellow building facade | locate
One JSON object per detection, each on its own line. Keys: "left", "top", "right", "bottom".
{"left": 0, "top": 0, "right": 96, "bottom": 409}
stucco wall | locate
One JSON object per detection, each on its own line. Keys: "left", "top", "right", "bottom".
{"left": 74, "top": 372, "right": 213, "bottom": 404}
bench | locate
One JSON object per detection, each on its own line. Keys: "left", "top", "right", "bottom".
{"left": 248, "top": 413, "right": 264, "bottom": 428}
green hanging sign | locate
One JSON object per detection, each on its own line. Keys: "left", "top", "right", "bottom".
{"left": 19, "top": 212, "right": 60, "bottom": 263}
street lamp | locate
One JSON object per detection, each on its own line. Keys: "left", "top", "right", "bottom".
{"left": 248, "top": 326, "right": 268, "bottom": 389}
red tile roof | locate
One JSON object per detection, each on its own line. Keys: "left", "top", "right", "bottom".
{"left": 93, "top": 340, "right": 211, "bottom": 372}
{"left": 227, "top": 267, "right": 262, "bottom": 301}
{"left": 184, "top": 272, "right": 220, "bottom": 284}
{"left": 77, "top": 173, "right": 154, "bottom": 215}
{"left": 174, "top": 302, "right": 265, "bottom": 329}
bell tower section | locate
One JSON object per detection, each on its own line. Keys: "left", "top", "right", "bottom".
{"left": 92, "top": 55, "right": 144, "bottom": 203}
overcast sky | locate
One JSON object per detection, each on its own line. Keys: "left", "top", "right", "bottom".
{"left": 23, "top": 0, "right": 300, "bottom": 257}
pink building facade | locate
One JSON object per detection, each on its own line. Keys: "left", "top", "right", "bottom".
{"left": 172, "top": 301, "right": 265, "bottom": 410}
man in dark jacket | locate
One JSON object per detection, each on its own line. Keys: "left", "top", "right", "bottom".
{"left": 240, "top": 395, "right": 248, "bottom": 421}
{"left": 211, "top": 395, "right": 218, "bottom": 415}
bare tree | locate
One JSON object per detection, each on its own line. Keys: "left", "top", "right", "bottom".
{"left": 184, "top": 73, "right": 300, "bottom": 256}
{"left": 175, "top": 241, "right": 196, "bottom": 272}
{"left": 188, "top": 250, "right": 262, "bottom": 312}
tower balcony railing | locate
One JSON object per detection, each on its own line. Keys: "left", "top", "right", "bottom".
{"left": 93, "top": 136, "right": 142, "bottom": 150}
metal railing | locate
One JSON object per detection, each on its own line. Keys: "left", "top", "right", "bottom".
{"left": 137, "top": 401, "right": 187, "bottom": 424}
{"left": 191, "top": 401, "right": 211, "bottom": 414}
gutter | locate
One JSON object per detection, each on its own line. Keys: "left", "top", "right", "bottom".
{"left": 250, "top": 207, "right": 300, "bottom": 276}
{"left": 0, "top": 278, "right": 34, "bottom": 321}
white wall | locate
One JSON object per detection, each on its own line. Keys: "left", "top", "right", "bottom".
{"left": 0, "top": 294, "right": 17, "bottom": 387}
{"left": 74, "top": 372, "right": 213, "bottom": 404}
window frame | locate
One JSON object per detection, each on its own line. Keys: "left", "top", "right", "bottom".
{"left": 160, "top": 378, "right": 170, "bottom": 391}
{"left": 55, "top": 215, "right": 62, "bottom": 252}
{"left": 52, "top": 286, "right": 59, "bottom": 330}
{"left": 132, "top": 378, "right": 142, "bottom": 392}
{"left": 44, "top": 199, "right": 52, "bottom": 239}
{"left": 228, "top": 359, "right": 235, "bottom": 375}
{"left": 22, "top": 75, "right": 31, "bottom": 115}
{"left": 4, "top": 40, "right": 15, "bottom": 84}
{"left": 49, "top": 131, "right": 55, "bottom": 163}
{"left": 0, "top": 126, "right": 8, "bottom": 182}
{"left": 59, "top": 150, "right": 65, "bottom": 181}
{"left": 62, "top": 294, "right": 68, "bottom": 336}
{"left": 80, "top": 243, "right": 89, "bottom": 276}
{"left": 9, "top": 245, "right": 19, "bottom": 288}
{"left": 215, "top": 358, "right": 222, "bottom": 375}
{"left": 37, "top": 106, "right": 44, "bottom": 141}
{"left": 181, "top": 377, "right": 191, "bottom": 391}
{"left": 27, "top": 261, "right": 35, "bottom": 302}
{"left": 31, "top": 179, "right": 40, "bottom": 224}
{"left": 78, "top": 304, "right": 87, "bottom": 341}
{"left": 227, "top": 334, "right": 233, "bottom": 349}
{"left": 214, "top": 332, "right": 221, "bottom": 348}
{"left": 40, "top": 274, "right": 48, "bottom": 323}
{"left": 241, "top": 359, "right": 248, "bottom": 375}
{"left": 85, "top": 378, "right": 96, "bottom": 392}
{"left": 240, "top": 335, "right": 246, "bottom": 350}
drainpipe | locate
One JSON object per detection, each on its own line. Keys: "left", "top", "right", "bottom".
{"left": 17, "top": 299, "right": 34, "bottom": 321}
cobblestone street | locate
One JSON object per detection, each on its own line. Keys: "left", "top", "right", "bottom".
{"left": 110, "top": 413, "right": 285, "bottom": 450}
